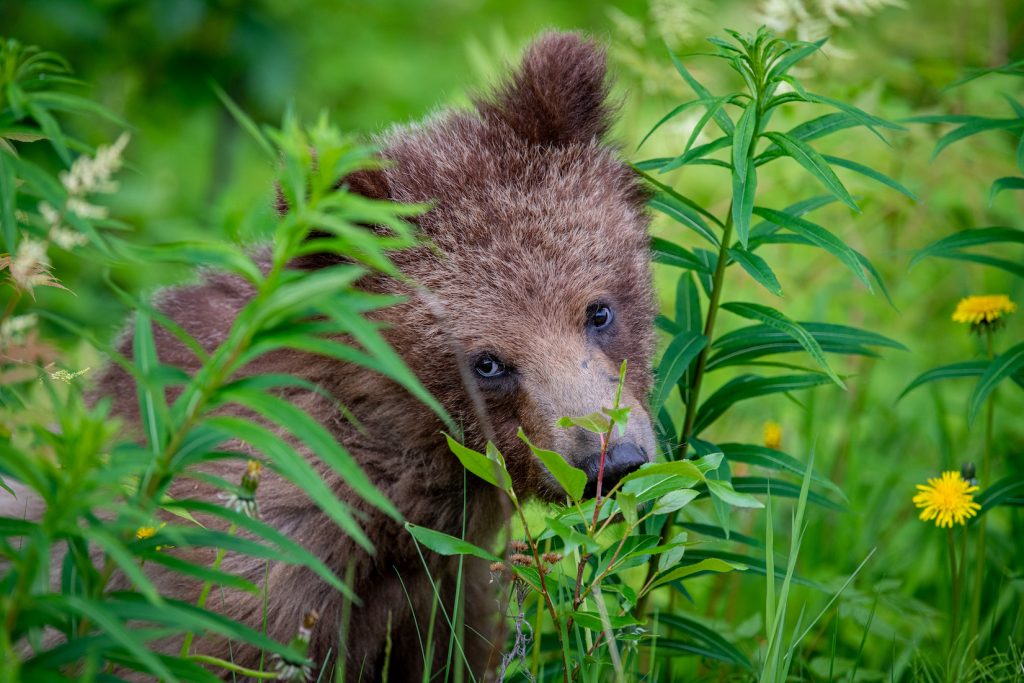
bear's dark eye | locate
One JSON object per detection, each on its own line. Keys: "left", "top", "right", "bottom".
{"left": 474, "top": 354, "right": 507, "bottom": 379}
{"left": 587, "top": 303, "right": 614, "bottom": 331}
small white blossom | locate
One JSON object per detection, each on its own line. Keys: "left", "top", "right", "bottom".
{"left": 66, "top": 196, "right": 108, "bottom": 220}
{"left": 48, "top": 366, "right": 91, "bottom": 384}
{"left": 49, "top": 224, "right": 89, "bottom": 250}
{"left": 59, "top": 132, "right": 130, "bottom": 196}
{"left": 38, "top": 202, "right": 61, "bottom": 230}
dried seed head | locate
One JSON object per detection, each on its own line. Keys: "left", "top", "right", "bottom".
{"left": 509, "top": 553, "right": 532, "bottom": 566}
{"left": 542, "top": 552, "right": 563, "bottom": 564}
{"left": 489, "top": 562, "right": 505, "bottom": 573}
{"left": 510, "top": 540, "right": 529, "bottom": 553}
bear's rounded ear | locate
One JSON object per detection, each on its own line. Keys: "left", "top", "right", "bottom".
{"left": 476, "top": 31, "right": 613, "bottom": 147}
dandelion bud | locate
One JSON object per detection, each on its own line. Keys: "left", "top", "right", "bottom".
{"left": 242, "top": 459, "right": 263, "bottom": 494}
{"left": 272, "top": 610, "right": 317, "bottom": 681}
{"left": 218, "top": 459, "right": 262, "bottom": 519}
{"left": 960, "top": 462, "right": 977, "bottom": 487}
{"left": 136, "top": 526, "right": 157, "bottom": 540}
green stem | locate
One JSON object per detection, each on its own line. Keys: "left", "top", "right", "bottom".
{"left": 185, "top": 654, "right": 278, "bottom": 679}
{"left": 677, "top": 207, "right": 735, "bottom": 456}
{"left": 948, "top": 527, "right": 961, "bottom": 651}
{"left": 180, "top": 522, "right": 238, "bottom": 656}
{"left": 968, "top": 328, "right": 995, "bottom": 657}
{"left": 635, "top": 205, "right": 735, "bottom": 618}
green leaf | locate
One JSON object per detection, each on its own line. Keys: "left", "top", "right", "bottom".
{"left": 212, "top": 82, "right": 275, "bottom": 159}
{"left": 727, "top": 247, "right": 782, "bottom": 295}
{"left": 651, "top": 557, "right": 746, "bottom": 590}
{"left": 125, "top": 242, "right": 263, "bottom": 285}
{"left": 720, "top": 443, "right": 846, "bottom": 501}
{"left": 729, "top": 477, "right": 845, "bottom": 512}
{"left": 975, "top": 475, "right": 1024, "bottom": 516}
{"left": 444, "top": 433, "right": 510, "bottom": 490}
{"left": 822, "top": 154, "right": 918, "bottom": 201}
{"left": 897, "top": 360, "right": 990, "bottom": 400}
{"left": 657, "top": 135, "right": 733, "bottom": 174}
{"left": 732, "top": 159, "right": 757, "bottom": 247}
{"left": 170, "top": 499, "right": 347, "bottom": 596}
{"left": 638, "top": 97, "right": 729, "bottom": 149}
{"left": 758, "top": 113, "right": 864, "bottom": 162}
{"left": 910, "top": 227, "right": 1024, "bottom": 269}
{"left": 762, "top": 131, "right": 858, "bottom": 211}
{"left": 657, "top": 613, "right": 754, "bottom": 669}
{"left": 557, "top": 411, "right": 611, "bottom": 434}
{"left": 669, "top": 52, "right": 734, "bottom": 135}
{"left": 653, "top": 489, "right": 701, "bottom": 515}
{"left": 518, "top": 428, "right": 586, "bottom": 501}
{"left": 968, "top": 342, "right": 1024, "bottom": 425}
{"left": 648, "top": 193, "right": 720, "bottom": 247}
{"left": 217, "top": 387, "right": 400, "bottom": 520}
{"left": 752, "top": 207, "right": 871, "bottom": 289}
{"left": 652, "top": 331, "right": 707, "bottom": 411}
{"left": 721, "top": 302, "right": 844, "bottom": 388}
{"left": 651, "top": 237, "right": 713, "bottom": 273}
{"left": 732, "top": 105, "right": 757, "bottom": 188}
{"left": 708, "top": 321, "right": 903, "bottom": 371}
{"left": 545, "top": 517, "right": 600, "bottom": 554}
{"left": 693, "top": 373, "right": 833, "bottom": 435}
{"left": 58, "top": 596, "right": 176, "bottom": 681}
{"left": 405, "top": 523, "right": 501, "bottom": 562}
{"left": 132, "top": 312, "right": 168, "bottom": 455}
{"left": 85, "top": 527, "right": 164, "bottom": 605}
{"left": 620, "top": 460, "right": 704, "bottom": 487}
{"left": 989, "top": 176, "right": 1024, "bottom": 204}
{"left": 932, "top": 117, "right": 1024, "bottom": 159}
{"left": 203, "top": 416, "right": 373, "bottom": 551}
{"left": 0, "top": 152, "right": 16, "bottom": 251}
{"left": 618, "top": 492, "right": 639, "bottom": 527}
{"left": 322, "top": 299, "right": 452, "bottom": 429}
{"left": 706, "top": 478, "right": 765, "bottom": 509}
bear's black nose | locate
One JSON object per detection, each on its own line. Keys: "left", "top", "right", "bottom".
{"left": 583, "top": 442, "right": 647, "bottom": 498}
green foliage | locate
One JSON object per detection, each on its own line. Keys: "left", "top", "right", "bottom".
{"left": 0, "top": 42, "right": 436, "bottom": 677}
{"left": 3, "top": 5, "right": 1024, "bottom": 682}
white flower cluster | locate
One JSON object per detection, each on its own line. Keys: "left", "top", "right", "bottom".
{"left": 754, "top": 0, "right": 904, "bottom": 44}
{"left": 37, "top": 132, "right": 130, "bottom": 249}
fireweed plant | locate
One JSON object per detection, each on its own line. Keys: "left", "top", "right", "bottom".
{"left": 429, "top": 29, "right": 913, "bottom": 682}
{"left": 0, "top": 38, "right": 446, "bottom": 680}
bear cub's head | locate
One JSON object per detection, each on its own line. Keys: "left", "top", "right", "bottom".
{"left": 313, "top": 32, "right": 659, "bottom": 499}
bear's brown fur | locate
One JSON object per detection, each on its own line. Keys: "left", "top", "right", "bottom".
{"left": 96, "top": 31, "right": 657, "bottom": 680}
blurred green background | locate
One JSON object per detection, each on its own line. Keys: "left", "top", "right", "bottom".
{"left": 3, "top": 0, "right": 1023, "bottom": 676}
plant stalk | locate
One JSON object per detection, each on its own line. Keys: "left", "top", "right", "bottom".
{"left": 636, "top": 204, "right": 734, "bottom": 617}
{"left": 968, "top": 327, "right": 996, "bottom": 657}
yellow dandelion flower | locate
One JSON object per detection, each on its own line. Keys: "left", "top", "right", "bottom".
{"left": 952, "top": 295, "right": 1016, "bottom": 326}
{"left": 136, "top": 526, "right": 157, "bottom": 540}
{"left": 763, "top": 421, "right": 782, "bottom": 450}
{"left": 912, "top": 471, "right": 981, "bottom": 528}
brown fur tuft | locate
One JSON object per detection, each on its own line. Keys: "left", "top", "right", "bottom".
{"left": 476, "top": 31, "right": 614, "bottom": 146}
